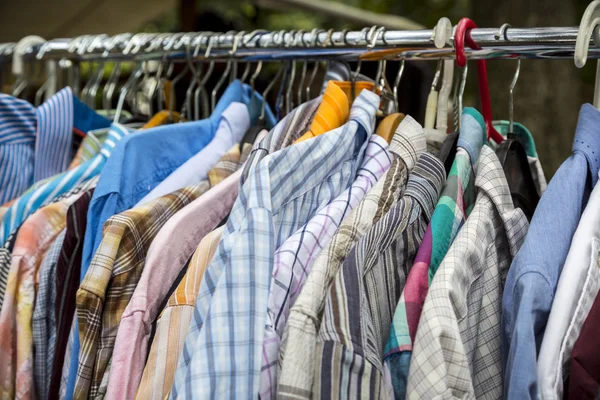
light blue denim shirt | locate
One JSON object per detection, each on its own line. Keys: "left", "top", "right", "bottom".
{"left": 63, "top": 80, "right": 275, "bottom": 400}
{"left": 502, "top": 104, "right": 600, "bottom": 399}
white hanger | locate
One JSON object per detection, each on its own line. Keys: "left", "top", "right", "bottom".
{"left": 424, "top": 18, "right": 452, "bottom": 130}
{"left": 12, "top": 35, "right": 47, "bottom": 98}
{"left": 432, "top": 17, "right": 454, "bottom": 133}
{"left": 575, "top": 0, "right": 600, "bottom": 109}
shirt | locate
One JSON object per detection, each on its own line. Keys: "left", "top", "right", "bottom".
{"left": 137, "top": 226, "right": 224, "bottom": 400}
{"left": 48, "top": 189, "right": 94, "bottom": 400}
{"left": 277, "top": 115, "right": 427, "bottom": 400}
{"left": 0, "top": 87, "right": 110, "bottom": 204}
{"left": 136, "top": 102, "right": 250, "bottom": 205}
{"left": 384, "top": 108, "right": 486, "bottom": 400}
{"left": 106, "top": 142, "right": 255, "bottom": 400}
{"left": 0, "top": 193, "right": 82, "bottom": 399}
{"left": 32, "top": 230, "right": 65, "bottom": 400}
{"left": 568, "top": 270, "right": 600, "bottom": 400}
{"left": 315, "top": 152, "right": 445, "bottom": 400}
{"left": 70, "top": 81, "right": 275, "bottom": 400}
{"left": 259, "top": 134, "right": 392, "bottom": 399}
{"left": 0, "top": 124, "right": 129, "bottom": 245}
{"left": 68, "top": 128, "right": 110, "bottom": 169}
{"left": 407, "top": 146, "right": 529, "bottom": 400}
{"left": 170, "top": 89, "right": 379, "bottom": 399}
{"left": 502, "top": 104, "right": 600, "bottom": 400}
{"left": 537, "top": 172, "right": 600, "bottom": 399}
{"left": 73, "top": 184, "right": 206, "bottom": 399}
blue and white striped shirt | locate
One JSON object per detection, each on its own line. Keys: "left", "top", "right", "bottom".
{"left": 0, "top": 88, "right": 110, "bottom": 204}
{"left": 170, "top": 89, "right": 380, "bottom": 399}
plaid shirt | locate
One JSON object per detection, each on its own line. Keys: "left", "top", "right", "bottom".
{"left": 32, "top": 230, "right": 66, "bottom": 400}
{"left": 0, "top": 229, "right": 19, "bottom": 311}
{"left": 315, "top": 153, "right": 445, "bottom": 400}
{"left": 171, "top": 90, "right": 379, "bottom": 399}
{"left": 0, "top": 193, "right": 81, "bottom": 399}
{"left": 406, "top": 146, "right": 529, "bottom": 400}
{"left": 137, "top": 226, "right": 224, "bottom": 400}
{"left": 384, "top": 109, "right": 485, "bottom": 399}
{"left": 48, "top": 189, "right": 94, "bottom": 400}
{"left": 259, "top": 134, "right": 392, "bottom": 399}
{"left": 73, "top": 185, "right": 206, "bottom": 399}
{"left": 277, "top": 116, "right": 426, "bottom": 400}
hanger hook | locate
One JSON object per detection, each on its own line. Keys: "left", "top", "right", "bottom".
{"left": 575, "top": 0, "right": 600, "bottom": 68}
{"left": 432, "top": 17, "right": 453, "bottom": 49}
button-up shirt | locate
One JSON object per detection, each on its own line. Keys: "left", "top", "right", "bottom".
{"left": 33, "top": 230, "right": 66, "bottom": 400}
{"left": 0, "top": 123, "right": 129, "bottom": 245}
{"left": 48, "top": 189, "right": 94, "bottom": 400}
{"left": 136, "top": 102, "right": 250, "bottom": 205}
{"left": 170, "top": 89, "right": 379, "bottom": 399}
{"left": 502, "top": 104, "right": 600, "bottom": 400}
{"left": 537, "top": 172, "right": 600, "bottom": 399}
{"left": 137, "top": 226, "right": 224, "bottom": 400}
{"left": 316, "top": 152, "right": 445, "bottom": 400}
{"left": 277, "top": 115, "right": 427, "bottom": 400}
{"left": 106, "top": 141, "right": 255, "bottom": 400}
{"left": 260, "top": 134, "right": 392, "bottom": 399}
{"left": 407, "top": 145, "right": 529, "bottom": 400}
{"left": 384, "top": 108, "right": 485, "bottom": 400}
{"left": 0, "top": 87, "right": 110, "bottom": 204}
{"left": 0, "top": 192, "right": 83, "bottom": 399}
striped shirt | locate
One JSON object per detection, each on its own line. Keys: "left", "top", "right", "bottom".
{"left": 0, "top": 192, "right": 82, "bottom": 399}
{"left": 384, "top": 109, "right": 486, "bottom": 399}
{"left": 406, "top": 146, "right": 529, "bottom": 400}
{"left": 170, "top": 89, "right": 379, "bottom": 399}
{"left": 0, "top": 124, "right": 129, "bottom": 245}
{"left": 33, "top": 230, "right": 66, "bottom": 400}
{"left": 73, "top": 184, "right": 207, "bottom": 399}
{"left": 259, "top": 134, "right": 392, "bottom": 399}
{"left": 48, "top": 189, "right": 94, "bottom": 400}
{"left": 314, "top": 153, "right": 445, "bottom": 399}
{"left": 0, "top": 88, "right": 110, "bottom": 204}
{"left": 68, "top": 128, "right": 110, "bottom": 169}
{"left": 277, "top": 115, "right": 427, "bottom": 400}
{"left": 0, "top": 229, "right": 19, "bottom": 312}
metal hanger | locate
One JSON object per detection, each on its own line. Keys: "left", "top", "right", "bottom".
{"left": 284, "top": 31, "right": 300, "bottom": 114}
{"left": 12, "top": 35, "right": 46, "bottom": 98}
{"left": 393, "top": 59, "right": 406, "bottom": 113}
{"left": 167, "top": 33, "right": 194, "bottom": 121}
{"left": 305, "top": 29, "right": 324, "bottom": 102}
{"left": 369, "top": 27, "right": 386, "bottom": 93}
{"left": 113, "top": 34, "right": 146, "bottom": 123}
{"left": 183, "top": 33, "right": 205, "bottom": 120}
{"left": 101, "top": 34, "right": 132, "bottom": 111}
{"left": 211, "top": 31, "right": 244, "bottom": 112}
{"left": 575, "top": 0, "right": 600, "bottom": 109}
{"left": 296, "top": 29, "right": 316, "bottom": 106}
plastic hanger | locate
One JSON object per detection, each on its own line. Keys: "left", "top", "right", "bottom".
{"left": 433, "top": 17, "right": 454, "bottom": 133}
{"left": 575, "top": 0, "right": 600, "bottom": 109}
{"left": 424, "top": 61, "right": 442, "bottom": 129}
{"left": 455, "top": 18, "right": 504, "bottom": 144}
{"left": 12, "top": 35, "right": 46, "bottom": 98}
{"left": 494, "top": 45, "right": 539, "bottom": 220}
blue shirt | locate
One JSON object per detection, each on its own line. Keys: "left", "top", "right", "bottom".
{"left": 502, "top": 104, "right": 600, "bottom": 399}
{"left": 0, "top": 87, "right": 110, "bottom": 204}
{"left": 64, "top": 81, "right": 275, "bottom": 400}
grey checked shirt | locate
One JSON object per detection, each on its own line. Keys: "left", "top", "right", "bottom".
{"left": 406, "top": 145, "right": 529, "bottom": 400}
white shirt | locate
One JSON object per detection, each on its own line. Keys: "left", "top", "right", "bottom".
{"left": 537, "top": 171, "right": 600, "bottom": 399}
{"left": 135, "top": 102, "right": 250, "bottom": 206}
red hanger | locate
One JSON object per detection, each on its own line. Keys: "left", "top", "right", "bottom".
{"left": 455, "top": 18, "right": 504, "bottom": 144}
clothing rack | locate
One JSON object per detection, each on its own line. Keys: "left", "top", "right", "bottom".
{"left": 0, "top": 27, "right": 599, "bottom": 63}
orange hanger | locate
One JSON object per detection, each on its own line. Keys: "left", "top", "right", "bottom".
{"left": 455, "top": 18, "right": 504, "bottom": 144}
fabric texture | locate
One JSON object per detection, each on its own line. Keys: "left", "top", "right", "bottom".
{"left": 384, "top": 108, "right": 485, "bottom": 399}
{"left": 73, "top": 185, "right": 206, "bottom": 399}
{"left": 136, "top": 226, "right": 224, "bottom": 400}
{"left": 0, "top": 193, "right": 81, "bottom": 399}
{"left": 0, "top": 229, "right": 19, "bottom": 312}
{"left": 32, "top": 230, "right": 66, "bottom": 400}
{"left": 48, "top": 189, "right": 94, "bottom": 400}
{"left": 502, "top": 104, "right": 600, "bottom": 400}
{"left": 68, "top": 128, "right": 110, "bottom": 169}
{"left": 406, "top": 146, "right": 529, "bottom": 400}
{"left": 315, "top": 153, "right": 445, "bottom": 400}
{"left": 106, "top": 141, "right": 256, "bottom": 400}
{"left": 0, "top": 88, "right": 109, "bottom": 204}
{"left": 277, "top": 115, "right": 427, "bottom": 400}
{"left": 259, "top": 134, "right": 392, "bottom": 399}
{"left": 136, "top": 102, "right": 250, "bottom": 205}
{"left": 170, "top": 89, "right": 379, "bottom": 399}
{"left": 537, "top": 175, "right": 600, "bottom": 399}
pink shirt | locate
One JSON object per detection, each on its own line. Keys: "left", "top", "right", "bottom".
{"left": 106, "top": 169, "right": 242, "bottom": 400}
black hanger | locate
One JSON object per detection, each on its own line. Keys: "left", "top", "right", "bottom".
{"left": 438, "top": 132, "right": 458, "bottom": 174}
{"left": 495, "top": 133, "right": 539, "bottom": 221}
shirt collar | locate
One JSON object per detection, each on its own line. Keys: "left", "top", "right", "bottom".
{"left": 0, "top": 93, "right": 37, "bottom": 146}
{"left": 219, "top": 102, "right": 250, "bottom": 146}
{"left": 388, "top": 115, "right": 427, "bottom": 171}
{"left": 403, "top": 152, "right": 446, "bottom": 222}
{"left": 573, "top": 104, "right": 600, "bottom": 186}
{"left": 458, "top": 107, "right": 486, "bottom": 166}
{"left": 99, "top": 123, "right": 130, "bottom": 159}
{"left": 215, "top": 80, "right": 277, "bottom": 130}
